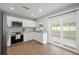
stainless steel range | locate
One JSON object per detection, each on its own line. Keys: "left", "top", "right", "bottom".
{"left": 11, "top": 32, "right": 23, "bottom": 44}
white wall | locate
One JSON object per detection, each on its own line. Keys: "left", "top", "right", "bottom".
{"left": 36, "top": 17, "right": 48, "bottom": 31}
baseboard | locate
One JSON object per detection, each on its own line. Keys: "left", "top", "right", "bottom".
{"left": 9, "top": 39, "right": 43, "bottom": 47}
{"left": 48, "top": 41, "right": 79, "bottom": 55}
{"left": 32, "top": 39, "right": 44, "bottom": 45}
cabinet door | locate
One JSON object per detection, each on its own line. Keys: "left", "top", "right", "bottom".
{"left": 7, "top": 35, "right": 11, "bottom": 47}
{"left": 7, "top": 16, "right": 12, "bottom": 27}
{"left": 23, "top": 20, "right": 36, "bottom": 27}
{"left": 38, "top": 33, "right": 43, "bottom": 43}
{"left": 22, "top": 20, "right": 26, "bottom": 27}
{"left": 24, "top": 33, "right": 33, "bottom": 42}
{"left": 24, "top": 33, "right": 29, "bottom": 42}
{"left": 34, "top": 33, "right": 43, "bottom": 43}
{"left": 28, "top": 32, "right": 33, "bottom": 40}
{"left": 43, "top": 32, "right": 47, "bottom": 44}
{"left": 33, "top": 32, "right": 38, "bottom": 41}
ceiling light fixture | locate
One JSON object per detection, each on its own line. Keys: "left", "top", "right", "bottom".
{"left": 39, "top": 9, "right": 42, "bottom": 12}
{"left": 32, "top": 14, "right": 34, "bottom": 16}
{"left": 10, "top": 7, "right": 14, "bottom": 10}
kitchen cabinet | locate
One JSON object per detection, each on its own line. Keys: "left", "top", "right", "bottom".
{"left": 43, "top": 32, "right": 48, "bottom": 44}
{"left": 34, "top": 32, "right": 47, "bottom": 44}
{"left": 7, "top": 16, "right": 12, "bottom": 27}
{"left": 7, "top": 32, "right": 47, "bottom": 47}
{"left": 24, "top": 32, "right": 47, "bottom": 44}
{"left": 7, "top": 34, "right": 11, "bottom": 47}
{"left": 24, "top": 32, "right": 33, "bottom": 42}
{"left": 23, "top": 19, "right": 36, "bottom": 27}
{"left": 7, "top": 16, "right": 36, "bottom": 27}
{"left": 33, "top": 32, "right": 38, "bottom": 40}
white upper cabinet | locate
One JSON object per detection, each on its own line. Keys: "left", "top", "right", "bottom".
{"left": 7, "top": 16, "right": 11, "bottom": 27}
{"left": 22, "top": 19, "right": 36, "bottom": 27}
{"left": 7, "top": 16, "right": 36, "bottom": 27}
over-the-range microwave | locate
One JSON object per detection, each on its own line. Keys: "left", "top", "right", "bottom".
{"left": 12, "top": 21, "right": 22, "bottom": 27}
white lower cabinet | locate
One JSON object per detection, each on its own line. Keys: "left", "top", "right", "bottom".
{"left": 7, "top": 35, "right": 11, "bottom": 47}
{"left": 7, "top": 32, "right": 47, "bottom": 47}
{"left": 24, "top": 32, "right": 36, "bottom": 42}
{"left": 24, "top": 32, "right": 47, "bottom": 44}
{"left": 7, "top": 32, "right": 48, "bottom": 47}
{"left": 34, "top": 32, "right": 47, "bottom": 44}
{"left": 24, "top": 32, "right": 33, "bottom": 42}
{"left": 37, "top": 32, "right": 43, "bottom": 44}
{"left": 43, "top": 32, "right": 48, "bottom": 44}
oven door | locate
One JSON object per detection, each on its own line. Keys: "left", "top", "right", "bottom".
{"left": 11, "top": 35, "right": 23, "bottom": 44}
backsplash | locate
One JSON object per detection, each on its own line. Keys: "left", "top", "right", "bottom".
{"left": 8, "top": 27, "right": 23, "bottom": 33}
{"left": 8, "top": 27, "right": 36, "bottom": 33}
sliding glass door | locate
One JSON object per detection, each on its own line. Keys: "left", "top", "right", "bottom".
{"left": 63, "top": 18, "right": 77, "bottom": 49}
{"left": 50, "top": 20, "right": 61, "bottom": 44}
{"left": 49, "top": 12, "right": 77, "bottom": 51}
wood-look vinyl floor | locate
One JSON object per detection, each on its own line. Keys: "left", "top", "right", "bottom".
{"left": 7, "top": 40, "right": 78, "bottom": 55}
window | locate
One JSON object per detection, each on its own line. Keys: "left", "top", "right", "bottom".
{"left": 63, "top": 23, "right": 76, "bottom": 34}
{"left": 70, "top": 23, "right": 76, "bottom": 31}
{"left": 51, "top": 25, "right": 61, "bottom": 32}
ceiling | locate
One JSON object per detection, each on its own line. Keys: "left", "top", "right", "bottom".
{"left": 0, "top": 3, "right": 78, "bottom": 20}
